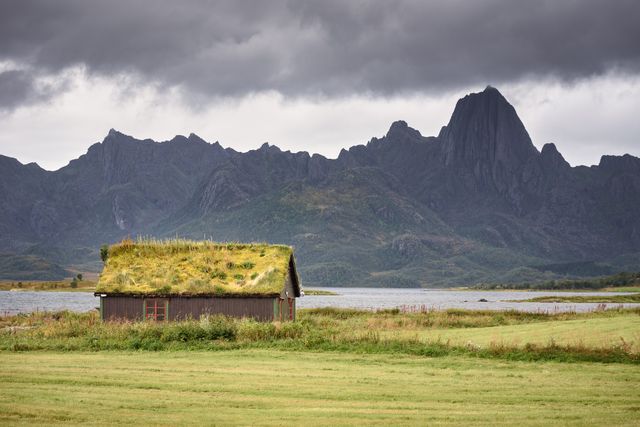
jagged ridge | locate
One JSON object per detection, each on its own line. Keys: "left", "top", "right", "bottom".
{"left": 1, "top": 87, "right": 639, "bottom": 285}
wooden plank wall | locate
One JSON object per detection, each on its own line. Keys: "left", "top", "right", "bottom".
{"left": 169, "top": 297, "right": 275, "bottom": 321}
{"left": 102, "top": 296, "right": 144, "bottom": 321}
{"left": 101, "top": 296, "right": 276, "bottom": 322}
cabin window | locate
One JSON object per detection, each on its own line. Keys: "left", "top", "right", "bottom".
{"left": 144, "top": 299, "right": 168, "bottom": 321}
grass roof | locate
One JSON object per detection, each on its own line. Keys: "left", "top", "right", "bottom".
{"left": 96, "top": 239, "right": 296, "bottom": 296}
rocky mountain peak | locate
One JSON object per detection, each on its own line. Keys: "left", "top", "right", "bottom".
{"left": 540, "top": 143, "right": 570, "bottom": 170}
{"left": 101, "top": 129, "right": 137, "bottom": 147}
{"left": 387, "top": 120, "right": 408, "bottom": 134}
{"left": 187, "top": 133, "right": 207, "bottom": 144}
{"left": 439, "top": 86, "right": 538, "bottom": 165}
{"left": 385, "top": 120, "right": 423, "bottom": 142}
{"left": 438, "top": 86, "right": 540, "bottom": 193}
{"left": 599, "top": 154, "right": 640, "bottom": 176}
{"left": 105, "top": 128, "right": 130, "bottom": 141}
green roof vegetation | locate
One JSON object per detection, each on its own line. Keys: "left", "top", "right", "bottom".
{"left": 96, "top": 239, "right": 295, "bottom": 296}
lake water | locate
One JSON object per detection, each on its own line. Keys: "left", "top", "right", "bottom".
{"left": 299, "top": 288, "right": 640, "bottom": 313}
{"left": 1, "top": 288, "right": 638, "bottom": 315}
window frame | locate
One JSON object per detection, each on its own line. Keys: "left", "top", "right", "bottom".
{"left": 143, "top": 299, "right": 168, "bottom": 321}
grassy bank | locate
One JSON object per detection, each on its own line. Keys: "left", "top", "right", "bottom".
{"left": 602, "top": 286, "right": 640, "bottom": 292}
{"left": 2, "top": 308, "right": 638, "bottom": 363}
{"left": 0, "top": 280, "right": 96, "bottom": 292}
{"left": 473, "top": 271, "right": 640, "bottom": 291}
{"left": 1, "top": 350, "right": 639, "bottom": 426}
{"left": 513, "top": 294, "right": 640, "bottom": 303}
{"left": 303, "top": 289, "right": 338, "bottom": 295}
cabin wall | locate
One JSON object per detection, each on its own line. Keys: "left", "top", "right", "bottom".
{"left": 100, "top": 296, "right": 277, "bottom": 322}
{"left": 169, "top": 297, "right": 275, "bottom": 321}
{"left": 102, "top": 296, "right": 144, "bottom": 321}
{"left": 273, "top": 295, "right": 296, "bottom": 322}
{"left": 281, "top": 270, "right": 296, "bottom": 299}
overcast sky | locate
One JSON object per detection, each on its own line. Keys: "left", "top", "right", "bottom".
{"left": 1, "top": 0, "right": 639, "bottom": 170}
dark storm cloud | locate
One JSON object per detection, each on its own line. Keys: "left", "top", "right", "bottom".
{"left": 0, "top": 0, "right": 639, "bottom": 109}
{"left": 0, "top": 70, "right": 39, "bottom": 110}
{"left": 0, "top": 68, "right": 68, "bottom": 111}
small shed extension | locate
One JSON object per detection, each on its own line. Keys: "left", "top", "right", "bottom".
{"left": 95, "top": 239, "right": 302, "bottom": 322}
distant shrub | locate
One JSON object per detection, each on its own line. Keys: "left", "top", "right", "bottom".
{"left": 100, "top": 245, "right": 109, "bottom": 263}
{"left": 226, "top": 261, "right": 236, "bottom": 269}
{"left": 233, "top": 273, "right": 244, "bottom": 281}
{"left": 240, "top": 261, "right": 255, "bottom": 270}
{"left": 70, "top": 278, "right": 78, "bottom": 289}
{"left": 250, "top": 272, "right": 259, "bottom": 280}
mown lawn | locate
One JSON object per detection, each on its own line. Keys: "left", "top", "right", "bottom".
{"left": 382, "top": 313, "right": 640, "bottom": 351}
{"left": 1, "top": 350, "right": 639, "bottom": 426}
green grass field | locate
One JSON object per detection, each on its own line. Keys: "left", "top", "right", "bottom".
{"left": 1, "top": 350, "right": 639, "bottom": 426}
{"left": 382, "top": 313, "right": 640, "bottom": 351}
{"left": 2, "top": 308, "right": 639, "bottom": 425}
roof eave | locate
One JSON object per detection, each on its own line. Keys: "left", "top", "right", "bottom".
{"left": 289, "top": 254, "right": 303, "bottom": 297}
{"left": 94, "top": 292, "right": 281, "bottom": 298}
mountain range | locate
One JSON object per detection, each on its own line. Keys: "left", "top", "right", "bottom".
{"left": 2, "top": 86, "right": 639, "bottom": 286}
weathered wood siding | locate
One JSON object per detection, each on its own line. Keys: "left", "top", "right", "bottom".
{"left": 168, "top": 297, "right": 275, "bottom": 321}
{"left": 101, "top": 296, "right": 277, "bottom": 321}
{"left": 273, "top": 296, "right": 296, "bottom": 321}
{"left": 280, "top": 270, "right": 296, "bottom": 299}
{"left": 102, "top": 296, "right": 144, "bottom": 321}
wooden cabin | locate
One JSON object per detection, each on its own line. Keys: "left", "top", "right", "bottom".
{"left": 94, "top": 240, "right": 301, "bottom": 322}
